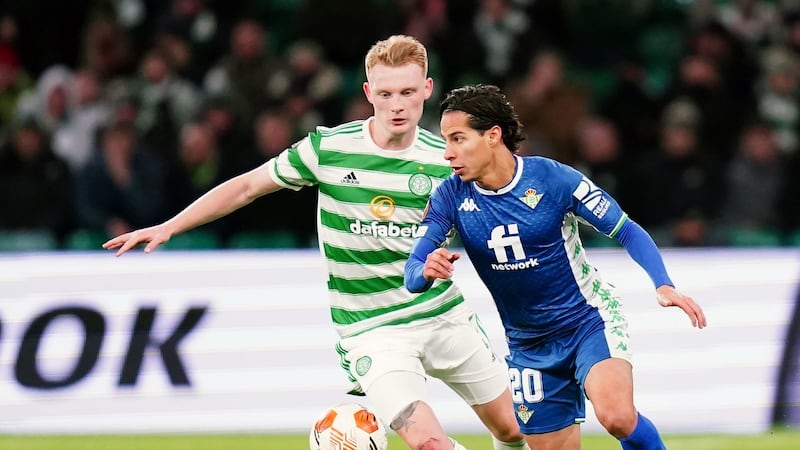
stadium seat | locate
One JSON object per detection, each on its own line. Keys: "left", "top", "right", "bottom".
{"left": 161, "top": 230, "right": 221, "bottom": 250}
{"left": 727, "top": 228, "right": 783, "bottom": 247}
{"left": 786, "top": 229, "right": 800, "bottom": 247}
{"left": 227, "top": 231, "right": 299, "bottom": 249}
{"left": 0, "top": 230, "right": 58, "bottom": 252}
{"left": 65, "top": 229, "right": 108, "bottom": 251}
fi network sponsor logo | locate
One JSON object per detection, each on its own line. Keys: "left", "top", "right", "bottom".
{"left": 487, "top": 224, "right": 539, "bottom": 271}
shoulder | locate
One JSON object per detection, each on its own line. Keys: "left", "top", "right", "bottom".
{"left": 301, "top": 120, "right": 366, "bottom": 151}
{"left": 417, "top": 127, "right": 446, "bottom": 148}
{"left": 315, "top": 120, "right": 365, "bottom": 137}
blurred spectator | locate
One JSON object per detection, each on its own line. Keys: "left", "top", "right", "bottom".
{"left": 600, "top": 55, "right": 662, "bottom": 156}
{"left": 400, "top": 0, "right": 448, "bottom": 47}
{"left": 781, "top": 11, "right": 800, "bottom": 60}
{"left": 197, "top": 95, "right": 252, "bottom": 174}
{"left": 173, "top": 121, "right": 222, "bottom": 196}
{"left": 756, "top": 45, "right": 800, "bottom": 155}
{"left": 267, "top": 39, "right": 344, "bottom": 127}
{"left": 716, "top": 0, "right": 781, "bottom": 51}
{"left": 665, "top": 21, "right": 758, "bottom": 161}
{"left": 152, "top": 0, "right": 229, "bottom": 85}
{"left": 203, "top": 19, "right": 280, "bottom": 126}
{"left": 117, "top": 48, "right": 203, "bottom": 158}
{"left": 73, "top": 123, "right": 171, "bottom": 238}
{"left": 626, "top": 98, "right": 724, "bottom": 247}
{"left": 342, "top": 96, "right": 373, "bottom": 123}
{"left": 573, "top": 116, "right": 628, "bottom": 202}
{"left": 0, "top": 118, "right": 73, "bottom": 241}
{"left": 470, "top": 0, "right": 535, "bottom": 86}
{"left": 0, "top": 33, "right": 31, "bottom": 145}
{"left": 52, "top": 68, "right": 112, "bottom": 174}
{"left": 225, "top": 109, "right": 317, "bottom": 244}
{"left": 15, "top": 65, "right": 72, "bottom": 137}
{"left": 81, "top": 16, "right": 136, "bottom": 83}
{"left": 506, "top": 50, "right": 590, "bottom": 163}
{"left": 718, "top": 121, "right": 784, "bottom": 233}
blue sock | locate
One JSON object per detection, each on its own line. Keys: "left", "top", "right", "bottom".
{"left": 619, "top": 413, "right": 665, "bottom": 450}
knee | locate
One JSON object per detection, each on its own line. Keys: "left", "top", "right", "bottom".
{"left": 491, "top": 421, "right": 525, "bottom": 442}
{"left": 595, "top": 407, "right": 638, "bottom": 438}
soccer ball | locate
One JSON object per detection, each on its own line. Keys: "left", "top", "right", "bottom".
{"left": 309, "top": 402, "right": 388, "bottom": 450}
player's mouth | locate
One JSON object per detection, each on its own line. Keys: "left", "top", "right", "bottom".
{"left": 451, "top": 166, "right": 464, "bottom": 176}
{"left": 391, "top": 117, "right": 407, "bottom": 126}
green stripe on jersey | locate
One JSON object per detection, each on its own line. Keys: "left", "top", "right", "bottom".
{"left": 319, "top": 184, "right": 429, "bottom": 209}
{"left": 319, "top": 149, "right": 451, "bottom": 177}
{"left": 285, "top": 146, "right": 317, "bottom": 183}
{"left": 338, "top": 295, "right": 466, "bottom": 337}
{"left": 330, "top": 280, "right": 459, "bottom": 325}
{"left": 328, "top": 274, "right": 404, "bottom": 295}
{"left": 322, "top": 242, "right": 408, "bottom": 265}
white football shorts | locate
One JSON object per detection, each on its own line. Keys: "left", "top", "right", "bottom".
{"left": 337, "top": 303, "right": 509, "bottom": 422}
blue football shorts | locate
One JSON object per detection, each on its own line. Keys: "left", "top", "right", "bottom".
{"left": 505, "top": 316, "right": 632, "bottom": 434}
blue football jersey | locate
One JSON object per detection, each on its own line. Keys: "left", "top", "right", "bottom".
{"left": 418, "top": 155, "right": 629, "bottom": 342}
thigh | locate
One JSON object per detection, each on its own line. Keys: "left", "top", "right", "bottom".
{"left": 506, "top": 347, "right": 584, "bottom": 435}
{"left": 426, "top": 311, "right": 510, "bottom": 405}
{"left": 574, "top": 315, "right": 632, "bottom": 388}
{"left": 337, "top": 326, "right": 427, "bottom": 395}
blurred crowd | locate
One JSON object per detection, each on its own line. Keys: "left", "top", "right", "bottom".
{"left": 1, "top": 0, "right": 799, "bottom": 250}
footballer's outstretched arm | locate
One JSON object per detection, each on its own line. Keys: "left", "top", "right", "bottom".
{"left": 103, "top": 163, "right": 282, "bottom": 256}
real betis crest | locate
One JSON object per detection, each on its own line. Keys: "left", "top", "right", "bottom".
{"left": 516, "top": 404, "right": 534, "bottom": 424}
{"left": 520, "top": 188, "right": 543, "bottom": 209}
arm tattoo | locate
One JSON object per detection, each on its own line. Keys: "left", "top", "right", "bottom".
{"left": 390, "top": 400, "right": 420, "bottom": 431}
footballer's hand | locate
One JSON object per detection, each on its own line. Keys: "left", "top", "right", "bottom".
{"left": 102, "top": 224, "right": 173, "bottom": 256}
{"left": 656, "top": 285, "right": 707, "bottom": 329}
{"left": 423, "top": 247, "right": 461, "bottom": 281}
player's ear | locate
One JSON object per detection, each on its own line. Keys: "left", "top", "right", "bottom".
{"left": 424, "top": 77, "right": 433, "bottom": 100}
{"left": 363, "top": 82, "right": 373, "bottom": 104}
{"left": 488, "top": 125, "right": 502, "bottom": 146}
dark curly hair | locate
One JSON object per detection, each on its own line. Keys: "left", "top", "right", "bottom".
{"left": 439, "top": 84, "right": 526, "bottom": 152}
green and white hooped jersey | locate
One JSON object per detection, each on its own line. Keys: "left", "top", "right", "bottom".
{"left": 266, "top": 118, "right": 465, "bottom": 338}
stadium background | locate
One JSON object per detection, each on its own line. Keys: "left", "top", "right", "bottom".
{"left": 1, "top": 0, "right": 800, "bottom": 447}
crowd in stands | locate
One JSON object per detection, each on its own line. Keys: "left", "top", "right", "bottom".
{"left": 1, "top": 0, "right": 799, "bottom": 250}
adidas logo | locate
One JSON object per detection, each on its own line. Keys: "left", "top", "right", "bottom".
{"left": 341, "top": 171, "right": 359, "bottom": 185}
{"left": 457, "top": 198, "right": 481, "bottom": 212}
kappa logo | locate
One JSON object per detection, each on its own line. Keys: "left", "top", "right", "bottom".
{"left": 457, "top": 198, "right": 481, "bottom": 212}
{"left": 341, "top": 171, "right": 359, "bottom": 185}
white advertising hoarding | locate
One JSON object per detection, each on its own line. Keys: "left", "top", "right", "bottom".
{"left": 0, "top": 248, "right": 798, "bottom": 434}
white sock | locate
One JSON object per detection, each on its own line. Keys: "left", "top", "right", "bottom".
{"left": 449, "top": 437, "right": 468, "bottom": 450}
{"left": 492, "top": 436, "right": 530, "bottom": 450}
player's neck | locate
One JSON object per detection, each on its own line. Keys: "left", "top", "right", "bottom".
{"left": 368, "top": 117, "right": 416, "bottom": 150}
{"left": 476, "top": 151, "right": 517, "bottom": 191}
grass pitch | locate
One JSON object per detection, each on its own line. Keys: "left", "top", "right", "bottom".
{"left": 1, "top": 430, "right": 799, "bottom": 450}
